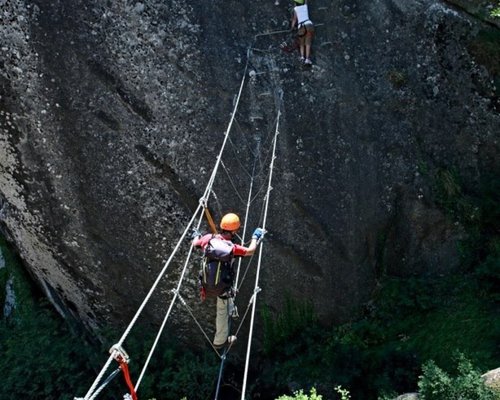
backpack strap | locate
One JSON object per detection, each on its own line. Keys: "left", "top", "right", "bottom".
{"left": 202, "top": 258, "right": 220, "bottom": 285}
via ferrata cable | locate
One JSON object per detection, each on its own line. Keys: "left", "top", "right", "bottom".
{"left": 240, "top": 106, "right": 281, "bottom": 400}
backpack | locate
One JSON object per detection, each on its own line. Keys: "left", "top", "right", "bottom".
{"left": 200, "top": 236, "right": 235, "bottom": 298}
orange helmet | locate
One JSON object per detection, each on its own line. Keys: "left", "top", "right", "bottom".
{"left": 220, "top": 213, "right": 241, "bottom": 231}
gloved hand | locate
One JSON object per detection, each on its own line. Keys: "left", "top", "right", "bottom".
{"left": 190, "top": 228, "right": 202, "bottom": 240}
{"left": 252, "top": 227, "right": 265, "bottom": 241}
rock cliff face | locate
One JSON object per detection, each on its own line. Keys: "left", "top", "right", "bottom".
{"left": 0, "top": 0, "right": 498, "bottom": 337}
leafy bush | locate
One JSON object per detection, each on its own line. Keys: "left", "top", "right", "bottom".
{"left": 262, "top": 294, "right": 317, "bottom": 355}
{"left": 156, "top": 348, "right": 219, "bottom": 399}
{"left": 334, "top": 385, "right": 352, "bottom": 400}
{"left": 0, "top": 236, "right": 223, "bottom": 400}
{"left": 258, "top": 266, "right": 499, "bottom": 399}
{"left": 276, "top": 387, "right": 323, "bottom": 400}
{"left": 0, "top": 237, "right": 98, "bottom": 400}
{"left": 94, "top": 324, "right": 220, "bottom": 400}
{"left": 1, "top": 165, "right": 498, "bottom": 399}
{"left": 418, "top": 354, "right": 499, "bottom": 400}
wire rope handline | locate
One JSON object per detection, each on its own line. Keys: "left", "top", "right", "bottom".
{"left": 252, "top": 23, "right": 324, "bottom": 40}
{"left": 214, "top": 315, "right": 235, "bottom": 400}
{"left": 86, "top": 368, "right": 121, "bottom": 400}
{"left": 200, "top": 47, "right": 252, "bottom": 205}
{"left": 134, "top": 205, "right": 205, "bottom": 391}
{"left": 240, "top": 106, "right": 281, "bottom": 400}
{"left": 176, "top": 291, "right": 224, "bottom": 356}
{"left": 79, "top": 202, "right": 205, "bottom": 400}
{"left": 78, "top": 47, "right": 253, "bottom": 400}
{"left": 212, "top": 103, "right": 282, "bottom": 400}
{"left": 212, "top": 132, "right": 261, "bottom": 400}
{"left": 234, "top": 137, "right": 260, "bottom": 290}
{"left": 220, "top": 160, "right": 247, "bottom": 205}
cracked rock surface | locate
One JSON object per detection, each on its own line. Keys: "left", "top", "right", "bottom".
{"left": 0, "top": 0, "right": 498, "bottom": 339}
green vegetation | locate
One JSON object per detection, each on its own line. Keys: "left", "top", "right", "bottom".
{"left": 258, "top": 167, "right": 500, "bottom": 399}
{"left": 433, "top": 168, "right": 500, "bottom": 273}
{"left": 0, "top": 236, "right": 97, "bottom": 400}
{"left": 137, "top": 341, "right": 219, "bottom": 400}
{"left": 276, "top": 387, "right": 323, "bottom": 400}
{"left": 262, "top": 294, "right": 317, "bottom": 354}
{"left": 418, "top": 354, "right": 498, "bottom": 400}
{"left": 1, "top": 163, "right": 498, "bottom": 399}
{"left": 0, "top": 236, "right": 218, "bottom": 400}
{"left": 259, "top": 280, "right": 499, "bottom": 399}
{"left": 334, "top": 386, "right": 352, "bottom": 400}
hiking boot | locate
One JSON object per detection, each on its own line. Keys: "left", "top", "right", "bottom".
{"left": 213, "top": 335, "right": 237, "bottom": 349}
{"left": 304, "top": 58, "right": 312, "bottom": 65}
{"left": 213, "top": 341, "right": 226, "bottom": 350}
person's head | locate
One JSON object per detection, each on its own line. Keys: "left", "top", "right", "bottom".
{"left": 220, "top": 213, "right": 241, "bottom": 236}
{"left": 294, "top": 0, "right": 305, "bottom": 4}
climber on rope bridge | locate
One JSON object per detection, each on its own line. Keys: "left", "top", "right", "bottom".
{"left": 192, "top": 212, "right": 265, "bottom": 349}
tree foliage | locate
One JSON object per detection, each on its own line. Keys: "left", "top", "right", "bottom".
{"left": 276, "top": 387, "right": 323, "bottom": 400}
{"left": 418, "top": 354, "right": 499, "bottom": 400}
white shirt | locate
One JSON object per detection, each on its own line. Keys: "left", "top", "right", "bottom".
{"left": 294, "top": 4, "right": 311, "bottom": 25}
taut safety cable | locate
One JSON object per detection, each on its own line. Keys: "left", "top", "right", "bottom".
{"left": 200, "top": 47, "right": 251, "bottom": 205}
{"left": 212, "top": 100, "right": 282, "bottom": 400}
{"left": 234, "top": 137, "right": 260, "bottom": 289}
{"left": 79, "top": 203, "right": 204, "bottom": 400}
{"left": 220, "top": 160, "right": 247, "bottom": 205}
{"left": 175, "top": 292, "right": 224, "bottom": 356}
{"left": 241, "top": 105, "right": 281, "bottom": 400}
{"left": 212, "top": 131, "right": 262, "bottom": 400}
{"left": 128, "top": 46, "right": 254, "bottom": 391}
{"left": 134, "top": 206, "right": 205, "bottom": 391}
{"left": 77, "top": 48, "right": 252, "bottom": 400}
{"left": 78, "top": 34, "right": 284, "bottom": 397}
{"left": 86, "top": 368, "right": 120, "bottom": 400}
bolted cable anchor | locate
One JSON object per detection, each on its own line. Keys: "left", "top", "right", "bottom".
{"left": 109, "top": 344, "right": 130, "bottom": 364}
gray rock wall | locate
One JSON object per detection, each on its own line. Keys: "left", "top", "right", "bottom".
{"left": 1, "top": 0, "right": 498, "bottom": 339}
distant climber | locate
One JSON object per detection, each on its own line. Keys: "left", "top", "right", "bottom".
{"left": 290, "top": 0, "right": 315, "bottom": 66}
{"left": 192, "top": 213, "right": 265, "bottom": 349}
